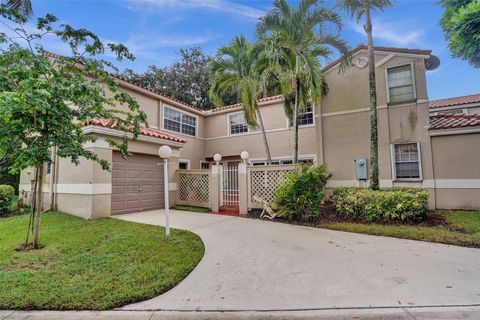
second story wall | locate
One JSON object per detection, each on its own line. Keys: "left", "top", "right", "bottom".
{"left": 204, "top": 100, "right": 319, "bottom": 163}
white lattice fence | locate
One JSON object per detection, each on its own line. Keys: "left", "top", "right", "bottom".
{"left": 177, "top": 170, "right": 210, "bottom": 207}
{"left": 248, "top": 165, "right": 298, "bottom": 208}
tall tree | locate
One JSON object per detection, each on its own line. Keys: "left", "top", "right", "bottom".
{"left": 440, "top": 0, "right": 480, "bottom": 68}
{"left": 257, "top": 0, "right": 351, "bottom": 163}
{"left": 337, "top": 0, "right": 392, "bottom": 190}
{"left": 3, "top": 0, "right": 32, "bottom": 17}
{"left": 209, "top": 36, "right": 273, "bottom": 164}
{"left": 121, "top": 47, "right": 236, "bottom": 110}
{"left": 0, "top": 6, "right": 146, "bottom": 248}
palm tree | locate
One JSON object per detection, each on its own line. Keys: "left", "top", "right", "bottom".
{"left": 336, "top": 0, "right": 392, "bottom": 190}
{"left": 3, "top": 0, "right": 33, "bottom": 17}
{"left": 257, "top": 0, "right": 351, "bottom": 163}
{"left": 209, "top": 35, "right": 273, "bottom": 164}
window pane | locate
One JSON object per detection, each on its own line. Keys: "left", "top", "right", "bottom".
{"left": 394, "top": 143, "right": 420, "bottom": 179}
{"left": 388, "top": 65, "right": 415, "bottom": 104}
{"left": 229, "top": 113, "right": 248, "bottom": 135}
{"left": 164, "top": 107, "right": 196, "bottom": 136}
{"left": 290, "top": 105, "right": 314, "bottom": 127}
{"left": 181, "top": 124, "right": 196, "bottom": 136}
{"left": 164, "top": 118, "right": 181, "bottom": 133}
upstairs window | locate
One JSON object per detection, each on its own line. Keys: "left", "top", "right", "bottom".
{"left": 289, "top": 105, "right": 314, "bottom": 127}
{"left": 229, "top": 113, "right": 249, "bottom": 135}
{"left": 392, "top": 143, "right": 421, "bottom": 180}
{"left": 387, "top": 64, "right": 416, "bottom": 104}
{"left": 164, "top": 106, "right": 196, "bottom": 137}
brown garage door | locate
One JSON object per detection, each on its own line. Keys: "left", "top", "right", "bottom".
{"left": 111, "top": 151, "right": 164, "bottom": 215}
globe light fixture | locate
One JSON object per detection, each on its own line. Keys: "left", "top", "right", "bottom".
{"left": 240, "top": 151, "right": 249, "bottom": 163}
{"left": 213, "top": 153, "right": 222, "bottom": 165}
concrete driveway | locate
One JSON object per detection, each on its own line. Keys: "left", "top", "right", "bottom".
{"left": 116, "top": 210, "right": 480, "bottom": 312}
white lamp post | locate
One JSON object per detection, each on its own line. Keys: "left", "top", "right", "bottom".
{"left": 158, "top": 145, "right": 172, "bottom": 238}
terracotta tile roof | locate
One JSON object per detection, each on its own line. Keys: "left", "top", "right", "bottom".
{"left": 429, "top": 113, "right": 480, "bottom": 131}
{"left": 42, "top": 50, "right": 201, "bottom": 113}
{"left": 111, "top": 74, "right": 203, "bottom": 112}
{"left": 88, "top": 119, "right": 187, "bottom": 143}
{"left": 211, "top": 95, "right": 284, "bottom": 112}
{"left": 323, "top": 44, "right": 432, "bottom": 72}
{"left": 429, "top": 93, "right": 480, "bottom": 109}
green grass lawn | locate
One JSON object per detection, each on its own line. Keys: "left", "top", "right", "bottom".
{"left": 173, "top": 205, "right": 210, "bottom": 213}
{"left": 0, "top": 212, "right": 204, "bottom": 310}
{"left": 320, "top": 210, "right": 480, "bottom": 248}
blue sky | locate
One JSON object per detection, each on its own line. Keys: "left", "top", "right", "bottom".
{"left": 22, "top": 0, "right": 480, "bottom": 99}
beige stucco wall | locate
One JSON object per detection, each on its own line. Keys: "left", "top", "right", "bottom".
{"left": 430, "top": 133, "right": 480, "bottom": 209}
{"left": 204, "top": 102, "right": 318, "bottom": 162}
{"left": 320, "top": 50, "right": 436, "bottom": 208}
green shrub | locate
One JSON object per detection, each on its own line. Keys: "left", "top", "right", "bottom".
{"left": 0, "top": 184, "right": 15, "bottom": 216}
{"left": 274, "top": 164, "right": 331, "bottom": 221}
{"left": 332, "top": 187, "right": 429, "bottom": 222}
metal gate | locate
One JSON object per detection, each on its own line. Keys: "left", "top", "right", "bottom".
{"left": 221, "top": 163, "right": 239, "bottom": 207}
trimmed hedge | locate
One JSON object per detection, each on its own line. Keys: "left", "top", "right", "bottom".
{"left": 274, "top": 164, "right": 331, "bottom": 221}
{"left": 332, "top": 187, "right": 429, "bottom": 222}
{"left": 0, "top": 184, "right": 15, "bottom": 216}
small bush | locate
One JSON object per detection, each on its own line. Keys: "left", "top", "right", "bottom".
{"left": 332, "top": 187, "right": 429, "bottom": 222}
{"left": 0, "top": 184, "right": 15, "bottom": 216}
{"left": 274, "top": 164, "right": 331, "bottom": 221}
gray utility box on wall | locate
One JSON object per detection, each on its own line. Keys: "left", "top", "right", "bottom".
{"left": 354, "top": 158, "right": 368, "bottom": 180}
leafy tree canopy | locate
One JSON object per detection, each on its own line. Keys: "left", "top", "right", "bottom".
{"left": 121, "top": 47, "right": 237, "bottom": 110}
{"left": 0, "top": 6, "right": 147, "bottom": 173}
{"left": 440, "top": 0, "right": 480, "bottom": 68}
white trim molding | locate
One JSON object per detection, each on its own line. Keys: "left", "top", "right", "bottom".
{"left": 429, "top": 127, "right": 480, "bottom": 136}
{"left": 325, "top": 179, "right": 478, "bottom": 189}
{"left": 435, "top": 179, "right": 480, "bottom": 189}
{"left": 56, "top": 183, "right": 112, "bottom": 195}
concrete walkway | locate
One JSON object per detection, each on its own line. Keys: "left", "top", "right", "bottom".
{"left": 115, "top": 210, "right": 480, "bottom": 312}
{"left": 2, "top": 306, "right": 480, "bottom": 319}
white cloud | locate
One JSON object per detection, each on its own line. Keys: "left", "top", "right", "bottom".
{"left": 130, "top": 0, "right": 265, "bottom": 19}
{"left": 121, "top": 32, "right": 221, "bottom": 59}
{"left": 351, "top": 20, "right": 424, "bottom": 47}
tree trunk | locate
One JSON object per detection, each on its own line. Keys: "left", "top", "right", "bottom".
{"left": 33, "top": 163, "right": 44, "bottom": 248}
{"left": 366, "top": 8, "right": 379, "bottom": 190}
{"left": 293, "top": 54, "right": 300, "bottom": 164}
{"left": 256, "top": 105, "right": 272, "bottom": 164}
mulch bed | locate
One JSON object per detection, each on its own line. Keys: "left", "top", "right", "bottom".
{"left": 248, "top": 201, "right": 447, "bottom": 228}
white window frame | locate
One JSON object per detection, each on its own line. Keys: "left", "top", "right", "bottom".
{"left": 162, "top": 105, "right": 198, "bottom": 138}
{"left": 179, "top": 159, "right": 190, "bottom": 170}
{"left": 287, "top": 105, "right": 315, "bottom": 129}
{"left": 228, "top": 111, "right": 249, "bottom": 136}
{"left": 385, "top": 63, "right": 417, "bottom": 105}
{"left": 390, "top": 142, "right": 423, "bottom": 181}
{"left": 200, "top": 161, "right": 210, "bottom": 170}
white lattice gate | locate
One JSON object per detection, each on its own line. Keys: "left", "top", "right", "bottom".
{"left": 176, "top": 170, "right": 210, "bottom": 208}
{"left": 221, "top": 164, "right": 239, "bottom": 207}
{"left": 248, "top": 164, "right": 299, "bottom": 209}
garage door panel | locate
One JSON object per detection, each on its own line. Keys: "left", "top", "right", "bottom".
{"left": 112, "top": 185, "right": 125, "bottom": 195}
{"left": 111, "top": 151, "right": 164, "bottom": 215}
